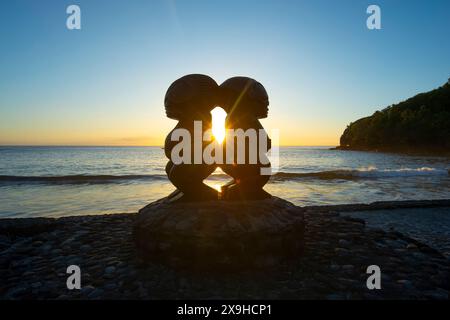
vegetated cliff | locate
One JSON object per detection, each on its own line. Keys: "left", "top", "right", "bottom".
{"left": 338, "top": 79, "right": 450, "bottom": 155}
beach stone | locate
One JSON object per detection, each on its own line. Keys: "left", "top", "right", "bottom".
{"left": 5, "top": 286, "right": 28, "bottom": 299}
{"left": 397, "top": 279, "right": 415, "bottom": 291}
{"left": 80, "top": 244, "right": 91, "bottom": 252}
{"left": 342, "top": 265, "right": 355, "bottom": 271}
{"left": 0, "top": 218, "right": 58, "bottom": 237}
{"left": 87, "top": 288, "right": 104, "bottom": 299}
{"left": 104, "top": 266, "right": 116, "bottom": 274}
{"left": 338, "top": 239, "right": 351, "bottom": 247}
{"left": 0, "top": 235, "right": 11, "bottom": 245}
{"left": 326, "top": 293, "right": 346, "bottom": 300}
{"left": 133, "top": 196, "right": 305, "bottom": 270}
{"left": 32, "top": 240, "right": 44, "bottom": 247}
{"left": 80, "top": 285, "right": 95, "bottom": 295}
{"left": 329, "top": 264, "right": 340, "bottom": 271}
{"left": 51, "top": 249, "right": 62, "bottom": 255}
{"left": 41, "top": 244, "right": 52, "bottom": 253}
{"left": 424, "top": 288, "right": 449, "bottom": 300}
{"left": 103, "top": 266, "right": 116, "bottom": 279}
{"left": 104, "top": 283, "right": 117, "bottom": 290}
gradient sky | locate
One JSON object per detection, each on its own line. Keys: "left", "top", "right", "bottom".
{"left": 0, "top": 0, "right": 449, "bottom": 146}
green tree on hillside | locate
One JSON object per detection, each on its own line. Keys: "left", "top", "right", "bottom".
{"left": 339, "top": 81, "right": 450, "bottom": 153}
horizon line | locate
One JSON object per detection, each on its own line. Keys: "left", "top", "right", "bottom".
{"left": 0, "top": 144, "right": 337, "bottom": 148}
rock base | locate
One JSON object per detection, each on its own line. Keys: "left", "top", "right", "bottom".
{"left": 133, "top": 196, "right": 305, "bottom": 270}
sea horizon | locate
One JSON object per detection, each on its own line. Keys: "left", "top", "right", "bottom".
{"left": 0, "top": 145, "right": 336, "bottom": 148}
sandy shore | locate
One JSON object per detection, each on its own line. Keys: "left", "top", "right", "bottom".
{"left": 0, "top": 199, "right": 449, "bottom": 300}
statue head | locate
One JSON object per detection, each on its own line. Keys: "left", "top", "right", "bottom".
{"left": 164, "top": 74, "right": 219, "bottom": 121}
{"left": 219, "top": 77, "right": 269, "bottom": 119}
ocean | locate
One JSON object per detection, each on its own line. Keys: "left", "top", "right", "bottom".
{"left": 0, "top": 146, "right": 449, "bottom": 218}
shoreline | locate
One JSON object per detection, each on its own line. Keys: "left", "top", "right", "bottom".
{"left": 1, "top": 199, "right": 449, "bottom": 300}
{"left": 331, "top": 146, "right": 450, "bottom": 157}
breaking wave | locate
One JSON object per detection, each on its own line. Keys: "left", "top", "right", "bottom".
{"left": 271, "top": 167, "right": 449, "bottom": 181}
{"left": 0, "top": 174, "right": 167, "bottom": 185}
{"left": 0, "top": 167, "right": 447, "bottom": 185}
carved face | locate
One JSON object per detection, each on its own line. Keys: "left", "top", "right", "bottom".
{"left": 164, "top": 74, "right": 219, "bottom": 120}
{"left": 219, "top": 77, "right": 269, "bottom": 119}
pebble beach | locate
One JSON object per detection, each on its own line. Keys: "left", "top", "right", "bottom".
{"left": 0, "top": 199, "right": 449, "bottom": 300}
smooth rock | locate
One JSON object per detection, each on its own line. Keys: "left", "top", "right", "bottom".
{"left": 104, "top": 266, "right": 116, "bottom": 274}
{"left": 133, "top": 196, "right": 305, "bottom": 270}
{"left": 342, "top": 265, "right": 354, "bottom": 271}
{"left": 397, "top": 279, "right": 415, "bottom": 290}
{"left": 87, "top": 288, "right": 104, "bottom": 299}
{"left": 424, "top": 288, "right": 449, "bottom": 300}
{"left": 330, "top": 264, "right": 340, "bottom": 271}
{"left": 80, "top": 245, "right": 91, "bottom": 252}
{"left": 81, "top": 285, "right": 95, "bottom": 295}
{"left": 104, "top": 283, "right": 117, "bottom": 290}
{"left": 338, "top": 239, "right": 351, "bottom": 247}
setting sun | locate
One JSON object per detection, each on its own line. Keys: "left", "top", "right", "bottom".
{"left": 211, "top": 107, "right": 227, "bottom": 144}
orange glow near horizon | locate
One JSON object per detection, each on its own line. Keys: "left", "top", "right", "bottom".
{"left": 0, "top": 110, "right": 342, "bottom": 147}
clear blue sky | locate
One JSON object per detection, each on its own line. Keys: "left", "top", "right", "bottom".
{"left": 0, "top": 0, "right": 449, "bottom": 145}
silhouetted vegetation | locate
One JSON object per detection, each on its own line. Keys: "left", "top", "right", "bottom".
{"left": 339, "top": 80, "right": 450, "bottom": 154}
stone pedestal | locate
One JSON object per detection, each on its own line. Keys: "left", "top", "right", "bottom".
{"left": 133, "top": 197, "right": 305, "bottom": 270}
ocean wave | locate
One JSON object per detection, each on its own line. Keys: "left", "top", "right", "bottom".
{"left": 271, "top": 167, "right": 449, "bottom": 181}
{"left": 0, "top": 167, "right": 447, "bottom": 186}
{"left": 0, "top": 174, "right": 167, "bottom": 185}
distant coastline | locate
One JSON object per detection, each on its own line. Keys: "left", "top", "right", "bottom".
{"left": 331, "top": 145, "right": 450, "bottom": 157}
{"left": 337, "top": 79, "right": 450, "bottom": 156}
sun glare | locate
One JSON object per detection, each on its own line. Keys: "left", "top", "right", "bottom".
{"left": 204, "top": 167, "right": 227, "bottom": 193}
{"left": 211, "top": 107, "right": 227, "bottom": 144}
